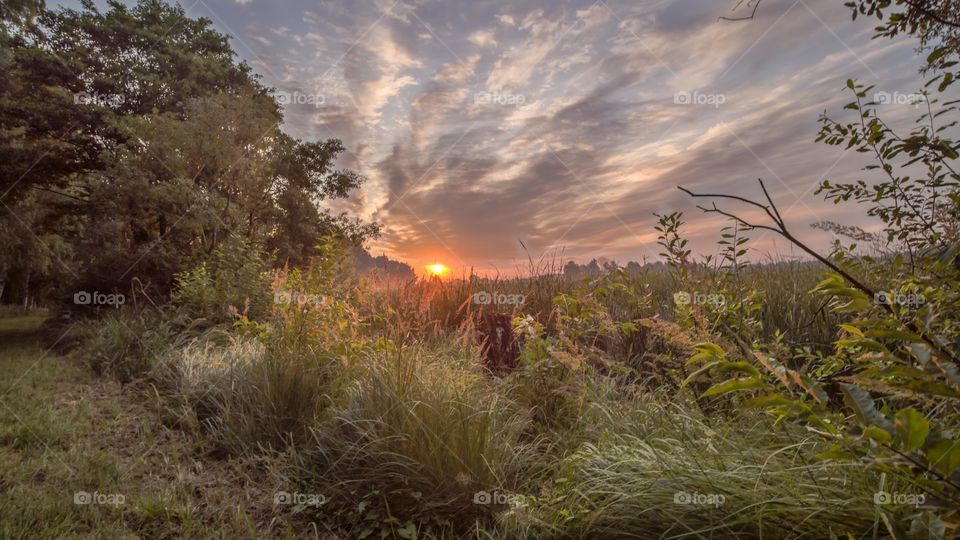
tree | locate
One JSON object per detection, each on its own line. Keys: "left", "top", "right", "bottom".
{"left": 0, "top": 0, "right": 378, "bottom": 304}
{"left": 846, "top": 0, "right": 960, "bottom": 72}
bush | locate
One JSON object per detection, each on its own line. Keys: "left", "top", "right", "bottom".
{"left": 171, "top": 235, "right": 272, "bottom": 325}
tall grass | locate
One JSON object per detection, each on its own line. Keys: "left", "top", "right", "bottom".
{"left": 506, "top": 401, "right": 882, "bottom": 539}
{"left": 297, "top": 346, "right": 532, "bottom": 534}
{"left": 69, "top": 256, "right": 889, "bottom": 538}
{"left": 358, "top": 259, "right": 839, "bottom": 355}
{"left": 78, "top": 312, "right": 177, "bottom": 382}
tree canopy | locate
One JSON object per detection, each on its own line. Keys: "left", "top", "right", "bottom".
{"left": 0, "top": 0, "right": 378, "bottom": 305}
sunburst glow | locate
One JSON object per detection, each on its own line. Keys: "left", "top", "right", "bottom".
{"left": 426, "top": 263, "right": 449, "bottom": 277}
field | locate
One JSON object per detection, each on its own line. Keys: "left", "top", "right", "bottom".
{"left": 4, "top": 249, "right": 957, "bottom": 538}
{"left": 2, "top": 0, "right": 959, "bottom": 538}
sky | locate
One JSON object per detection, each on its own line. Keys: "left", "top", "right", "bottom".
{"left": 56, "top": 0, "right": 933, "bottom": 275}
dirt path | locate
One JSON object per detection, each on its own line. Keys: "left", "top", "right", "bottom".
{"left": 0, "top": 315, "right": 315, "bottom": 539}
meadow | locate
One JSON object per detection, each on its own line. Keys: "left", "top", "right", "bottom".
{"left": 8, "top": 232, "right": 954, "bottom": 538}
{"left": 2, "top": 0, "right": 959, "bottom": 538}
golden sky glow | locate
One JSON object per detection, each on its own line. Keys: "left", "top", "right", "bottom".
{"left": 426, "top": 263, "right": 449, "bottom": 277}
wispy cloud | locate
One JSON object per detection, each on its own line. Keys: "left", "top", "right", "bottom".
{"left": 126, "top": 0, "right": 925, "bottom": 272}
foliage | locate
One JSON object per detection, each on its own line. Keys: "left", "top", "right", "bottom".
{"left": 78, "top": 311, "right": 177, "bottom": 383}
{"left": 511, "top": 403, "right": 884, "bottom": 539}
{"left": 171, "top": 234, "right": 271, "bottom": 325}
{"left": 680, "top": 61, "right": 960, "bottom": 535}
{"left": 0, "top": 0, "right": 378, "bottom": 305}
{"left": 299, "top": 348, "right": 530, "bottom": 538}
{"left": 845, "top": 0, "right": 960, "bottom": 74}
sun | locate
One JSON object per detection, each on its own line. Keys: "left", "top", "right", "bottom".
{"left": 426, "top": 263, "right": 449, "bottom": 277}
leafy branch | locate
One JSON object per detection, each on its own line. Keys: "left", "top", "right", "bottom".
{"left": 678, "top": 179, "right": 959, "bottom": 366}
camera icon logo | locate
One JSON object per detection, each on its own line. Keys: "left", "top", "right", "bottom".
{"left": 473, "top": 291, "right": 492, "bottom": 305}
{"left": 874, "top": 91, "right": 892, "bottom": 105}
{"left": 674, "top": 491, "right": 691, "bottom": 504}
{"left": 874, "top": 491, "right": 891, "bottom": 505}
{"left": 73, "top": 291, "right": 92, "bottom": 305}
{"left": 473, "top": 490, "right": 492, "bottom": 504}
{"left": 273, "top": 291, "right": 292, "bottom": 305}
{"left": 274, "top": 491, "right": 292, "bottom": 505}
{"left": 74, "top": 491, "right": 91, "bottom": 505}
{"left": 874, "top": 291, "right": 891, "bottom": 305}
{"left": 673, "top": 291, "right": 691, "bottom": 306}
{"left": 674, "top": 91, "right": 692, "bottom": 105}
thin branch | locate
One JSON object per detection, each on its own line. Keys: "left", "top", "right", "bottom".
{"left": 694, "top": 203, "right": 781, "bottom": 234}
{"left": 678, "top": 180, "right": 960, "bottom": 366}
{"left": 901, "top": 0, "right": 960, "bottom": 30}
{"left": 679, "top": 183, "right": 781, "bottom": 228}
{"left": 28, "top": 185, "right": 88, "bottom": 202}
{"left": 757, "top": 179, "right": 785, "bottom": 226}
{"left": 719, "top": 0, "right": 762, "bottom": 22}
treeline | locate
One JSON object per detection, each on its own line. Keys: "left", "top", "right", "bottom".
{"left": 562, "top": 258, "right": 656, "bottom": 279}
{"left": 0, "top": 0, "right": 379, "bottom": 307}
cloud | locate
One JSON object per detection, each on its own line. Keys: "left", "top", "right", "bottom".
{"left": 468, "top": 29, "right": 497, "bottom": 48}
{"left": 222, "top": 0, "right": 928, "bottom": 269}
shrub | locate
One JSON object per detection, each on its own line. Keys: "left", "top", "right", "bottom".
{"left": 171, "top": 235, "right": 272, "bottom": 325}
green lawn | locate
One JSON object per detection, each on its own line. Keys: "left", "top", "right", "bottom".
{"left": 0, "top": 315, "right": 312, "bottom": 539}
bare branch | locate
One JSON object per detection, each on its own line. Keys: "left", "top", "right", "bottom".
{"left": 719, "top": 0, "right": 762, "bottom": 22}
{"left": 757, "top": 178, "right": 785, "bottom": 227}
{"left": 695, "top": 203, "right": 781, "bottom": 234}
{"left": 678, "top": 183, "right": 781, "bottom": 228}
{"left": 677, "top": 181, "right": 960, "bottom": 365}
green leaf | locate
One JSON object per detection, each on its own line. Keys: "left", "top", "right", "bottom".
{"left": 894, "top": 408, "right": 929, "bottom": 451}
{"left": 680, "top": 360, "right": 723, "bottom": 388}
{"left": 927, "top": 46, "right": 949, "bottom": 65}
{"left": 702, "top": 377, "right": 765, "bottom": 397}
{"left": 926, "top": 439, "right": 960, "bottom": 477}
{"left": 693, "top": 342, "right": 725, "bottom": 358}
{"left": 864, "top": 329, "right": 923, "bottom": 342}
{"left": 839, "top": 324, "right": 864, "bottom": 337}
{"left": 841, "top": 384, "right": 893, "bottom": 433}
{"left": 397, "top": 522, "right": 418, "bottom": 539}
{"left": 909, "top": 512, "right": 946, "bottom": 540}
{"left": 718, "top": 361, "right": 761, "bottom": 377}
{"left": 863, "top": 425, "right": 892, "bottom": 443}
{"left": 743, "top": 393, "right": 794, "bottom": 408}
